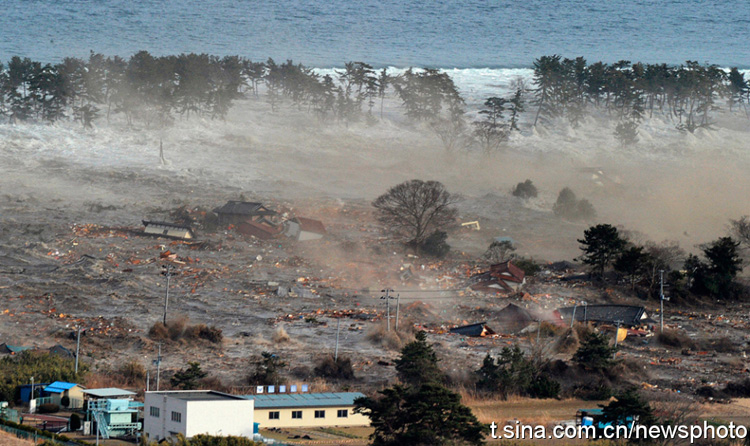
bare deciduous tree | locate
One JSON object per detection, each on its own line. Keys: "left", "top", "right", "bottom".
{"left": 372, "top": 180, "right": 459, "bottom": 248}
{"left": 729, "top": 215, "right": 750, "bottom": 251}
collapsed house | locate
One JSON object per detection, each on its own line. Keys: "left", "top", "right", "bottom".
{"left": 236, "top": 220, "right": 283, "bottom": 240}
{"left": 214, "top": 201, "right": 277, "bottom": 226}
{"left": 468, "top": 260, "right": 526, "bottom": 294}
{"left": 283, "top": 217, "right": 326, "bottom": 241}
{"left": 450, "top": 322, "right": 496, "bottom": 337}
{"left": 557, "top": 304, "right": 650, "bottom": 328}
{"left": 142, "top": 220, "right": 195, "bottom": 240}
{"left": 495, "top": 303, "right": 537, "bottom": 333}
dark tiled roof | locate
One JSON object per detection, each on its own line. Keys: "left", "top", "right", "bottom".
{"left": 214, "top": 201, "right": 276, "bottom": 216}
{"left": 142, "top": 220, "right": 193, "bottom": 231}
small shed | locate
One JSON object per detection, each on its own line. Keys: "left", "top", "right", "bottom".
{"left": 450, "top": 322, "right": 496, "bottom": 337}
{"left": 142, "top": 220, "right": 195, "bottom": 240}
{"left": 18, "top": 383, "right": 50, "bottom": 403}
{"left": 43, "top": 381, "right": 85, "bottom": 409}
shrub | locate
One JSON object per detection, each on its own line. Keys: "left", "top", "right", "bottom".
{"left": 722, "top": 378, "right": 750, "bottom": 398}
{"left": 528, "top": 374, "right": 561, "bottom": 399}
{"left": 572, "top": 382, "right": 614, "bottom": 400}
{"left": 149, "top": 318, "right": 222, "bottom": 344}
{"left": 513, "top": 257, "right": 541, "bottom": 276}
{"left": 420, "top": 231, "right": 450, "bottom": 258}
{"left": 314, "top": 355, "right": 355, "bottom": 380}
{"left": 656, "top": 329, "right": 697, "bottom": 350}
{"left": 69, "top": 413, "right": 81, "bottom": 431}
{"left": 60, "top": 395, "right": 70, "bottom": 408}
{"left": 118, "top": 360, "right": 147, "bottom": 382}
{"left": 553, "top": 187, "right": 596, "bottom": 221}
{"left": 512, "top": 179, "right": 538, "bottom": 199}
{"left": 197, "top": 325, "right": 223, "bottom": 343}
{"left": 272, "top": 326, "right": 290, "bottom": 344}
{"left": 38, "top": 403, "right": 60, "bottom": 414}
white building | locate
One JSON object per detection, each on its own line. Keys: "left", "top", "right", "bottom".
{"left": 144, "top": 391, "right": 254, "bottom": 441}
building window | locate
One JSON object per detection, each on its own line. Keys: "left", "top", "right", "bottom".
{"left": 292, "top": 411, "right": 302, "bottom": 419}
{"left": 314, "top": 410, "right": 325, "bottom": 419}
{"left": 337, "top": 409, "right": 348, "bottom": 418}
{"left": 171, "top": 411, "right": 182, "bottom": 423}
{"left": 269, "top": 411, "right": 280, "bottom": 420}
{"left": 149, "top": 407, "right": 160, "bottom": 417}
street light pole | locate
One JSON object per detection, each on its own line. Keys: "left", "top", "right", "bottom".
{"left": 659, "top": 270, "right": 665, "bottom": 333}
{"left": 75, "top": 327, "right": 81, "bottom": 374}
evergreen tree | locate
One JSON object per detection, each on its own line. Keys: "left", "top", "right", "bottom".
{"left": 394, "top": 331, "right": 443, "bottom": 386}
{"left": 249, "top": 352, "right": 286, "bottom": 386}
{"left": 574, "top": 331, "right": 617, "bottom": 371}
{"left": 577, "top": 224, "right": 627, "bottom": 278}
{"left": 170, "top": 362, "right": 208, "bottom": 390}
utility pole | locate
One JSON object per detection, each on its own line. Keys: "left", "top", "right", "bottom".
{"left": 659, "top": 270, "right": 665, "bottom": 333}
{"left": 74, "top": 327, "right": 82, "bottom": 374}
{"left": 536, "top": 319, "right": 542, "bottom": 344}
{"left": 146, "top": 369, "right": 150, "bottom": 392}
{"left": 334, "top": 317, "right": 341, "bottom": 362}
{"left": 395, "top": 293, "right": 401, "bottom": 331}
{"left": 380, "top": 289, "right": 394, "bottom": 331}
{"left": 613, "top": 320, "right": 623, "bottom": 358}
{"left": 30, "top": 376, "right": 34, "bottom": 408}
{"left": 153, "top": 343, "right": 162, "bottom": 391}
{"left": 162, "top": 264, "right": 174, "bottom": 326}
{"left": 570, "top": 303, "right": 577, "bottom": 329}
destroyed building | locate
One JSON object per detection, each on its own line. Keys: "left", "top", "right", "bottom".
{"left": 284, "top": 217, "right": 326, "bottom": 241}
{"left": 468, "top": 260, "right": 526, "bottom": 294}
{"left": 450, "top": 322, "right": 496, "bottom": 337}
{"left": 494, "top": 303, "right": 536, "bottom": 333}
{"left": 214, "top": 201, "right": 277, "bottom": 226}
{"left": 142, "top": 220, "right": 195, "bottom": 240}
{"left": 558, "top": 304, "right": 649, "bottom": 328}
{"left": 236, "top": 220, "right": 283, "bottom": 240}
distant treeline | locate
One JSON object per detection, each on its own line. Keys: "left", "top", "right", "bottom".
{"left": 0, "top": 52, "right": 748, "bottom": 148}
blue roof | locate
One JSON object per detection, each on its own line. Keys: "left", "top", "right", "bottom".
{"left": 44, "top": 381, "right": 79, "bottom": 393}
{"left": 243, "top": 392, "right": 366, "bottom": 409}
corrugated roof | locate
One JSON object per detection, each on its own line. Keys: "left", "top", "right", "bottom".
{"left": 244, "top": 392, "right": 365, "bottom": 409}
{"left": 83, "top": 388, "right": 136, "bottom": 398}
{"left": 0, "top": 343, "right": 31, "bottom": 354}
{"left": 294, "top": 217, "right": 326, "bottom": 235}
{"left": 44, "top": 381, "right": 79, "bottom": 393}
{"left": 148, "top": 391, "right": 247, "bottom": 401}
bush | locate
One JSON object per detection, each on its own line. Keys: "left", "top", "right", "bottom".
{"left": 573, "top": 331, "right": 617, "bottom": 371}
{"left": 528, "top": 374, "right": 561, "bottom": 399}
{"left": 38, "top": 403, "right": 60, "bottom": 414}
{"left": 60, "top": 395, "right": 70, "bottom": 408}
{"left": 314, "top": 355, "right": 355, "bottom": 380}
{"left": 420, "top": 231, "right": 450, "bottom": 258}
{"left": 553, "top": 187, "right": 596, "bottom": 221}
{"left": 149, "top": 318, "right": 223, "bottom": 344}
{"left": 69, "top": 413, "right": 81, "bottom": 431}
{"left": 514, "top": 257, "right": 541, "bottom": 276}
{"left": 512, "top": 179, "right": 538, "bottom": 199}
{"left": 119, "top": 360, "right": 147, "bottom": 382}
{"left": 572, "top": 382, "right": 614, "bottom": 400}
{"left": 722, "top": 378, "right": 750, "bottom": 398}
{"left": 656, "top": 329, "right": 697, "bottom": 350}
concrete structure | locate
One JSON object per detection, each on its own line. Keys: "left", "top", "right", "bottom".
{"left": 144, "top": 391, "right": 254, "bottom": 441}
{"left": 245, "top": 393, "right": 369, "bottom": 429}
{"left": 42, "top": 382, "right": 85, "bottom": 409}
{"left": 84, "top": 388, "right": 142, "bottom": 438}
{"left": 142, "top": 221, "right": 195, "bottom": 240}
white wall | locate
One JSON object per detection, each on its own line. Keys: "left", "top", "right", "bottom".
{"left": 144, "top": 393, "right": 188, "bottom": 441}
{"left": 144, "top": 393, "right": 254, "bottom": 441}
{"left": 185, "top": 399, "right": 254, "bottom": 438}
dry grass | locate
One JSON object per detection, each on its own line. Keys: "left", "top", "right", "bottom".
{"left": 272, "top": 326, "right": 291, "bottom": 344}
{"left": 366, "top": 321, "right": 415, "bottom": 350}
{"left": 148, "top": 316, "right": 223, "bottom": 344}
{"left": 462, "top": 392, "right": 608, "bottom": 426}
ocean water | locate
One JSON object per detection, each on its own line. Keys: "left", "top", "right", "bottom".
{"left": 2, "top": 0, "right": 749, "bottom": 70}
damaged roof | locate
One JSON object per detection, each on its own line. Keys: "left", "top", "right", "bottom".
{"left": 236, "top": 220, "right": 283, "bottom": 240}
{"left": 469, "top": 260, "right": 526, "bottom": 293}
{"left": 214, "top": 201, "right": 276, "bottom": 216}
{"left": 558, "top": 304, "right": 647, "bottom": 326}
{"left": 294, "top": 217, "right": 326, "bottom": 234}
{"left": 450, "top": 322, "right": 496, "bottom": 337}
{"left": 142, "top": 220, "right": 193, "bottom": 231}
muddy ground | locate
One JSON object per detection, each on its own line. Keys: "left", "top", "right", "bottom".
{"left": 1, "top": 101, "right": 750, "bottom": 421}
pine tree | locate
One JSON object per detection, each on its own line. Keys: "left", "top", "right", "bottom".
{"left": 395, "top": 331, "right": 443, "bottom": 386}
{"left": 170, "top": 362, "right": 207, "bottom": 390}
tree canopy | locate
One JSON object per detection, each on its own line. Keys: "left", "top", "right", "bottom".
{"left": 577, "top": 224, "right": 627, "bottom": 278}
{"left": 372, "top": 179, "right": 459, "bottom": 249}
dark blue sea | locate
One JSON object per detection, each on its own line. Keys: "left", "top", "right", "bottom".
{"left": 2, "top": 0, "right": 749, "bottom": 69}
